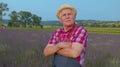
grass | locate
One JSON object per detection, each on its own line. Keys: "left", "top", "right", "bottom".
{"left": 7, "top": 26, "right": 120, "bottom": 34}
{"left": 85, "top": 44, "right": 120, "bottom": 67}
{"left": 86, "top": 27, "right": 120, "bottom": 34}
{"left": 6, "top": 26, "right": 58, "bottom": 31}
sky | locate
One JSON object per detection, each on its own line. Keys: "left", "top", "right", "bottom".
{"left": 1, "top": 0, "right": 120, "bottom": 21}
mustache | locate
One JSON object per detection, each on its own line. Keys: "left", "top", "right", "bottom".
{"left": 66, "top": 18, "right": 72, "bottom": 20}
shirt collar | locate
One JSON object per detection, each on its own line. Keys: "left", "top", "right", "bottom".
{"left": 61, "top": 24, "right": 76, "bottom": 33}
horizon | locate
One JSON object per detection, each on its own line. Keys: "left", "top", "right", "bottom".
{"left": 3, "top": 19, "right": 120, "bottom": 22}
{"left": 1, "top": 0, "right": 120, "bottom": 21}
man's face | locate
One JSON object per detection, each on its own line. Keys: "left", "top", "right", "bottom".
{"left": 59, "top": 8, "right": 75, "bottom": 27}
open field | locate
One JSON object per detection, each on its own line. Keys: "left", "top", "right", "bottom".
{"left": 86, "top": 27, "right": 120, "bottom": 34}
{"left": 7, "top": 27, "right": 120, "bottom": 34}
{"left": 0, "top": 29, "right": 120, "bottom": 67}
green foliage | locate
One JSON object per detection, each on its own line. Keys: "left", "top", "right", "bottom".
{"left": 32, "top": 14, "right": 42, "bottom": 26}
{"left": 8, "top": 11, "right": 42, "bottom": 28}
{"left": 8, "top": 11, "right": 19, "bottom": 27}
{"left": 18, "top": 11, "right": 32, "bottom": 27}
{"left": 0, "top": 2, "right": 9, "bottom": 25}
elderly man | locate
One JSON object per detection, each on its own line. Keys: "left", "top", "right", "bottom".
{"left": 44, "top": 4, "right": 88, "bottom": 67}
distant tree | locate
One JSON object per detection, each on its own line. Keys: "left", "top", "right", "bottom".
{"left": 78, "top": 22, "right": 84, "bottom": 26}
{"left": 8, "top": 11, "right": 19, "bottom": 27}
{"left": 18, "top": 11, "right": 32, "bottom": 27}
{"left": 118, "top": 24, "right": 120, "bottom": 27}
{"left": 101, "top": 24, "right": 108, "bottom": 27}
{"left": 32, "top": 14, "right": 42, "bottom": 27}
{"left": 0, "top": 2, "right": 9, "bottom": 25}
{"left": 8, "top": 10, "right": 42, "bottom": 28}
{"left": 112, "top": 24, "right": 116, "bottom": 27}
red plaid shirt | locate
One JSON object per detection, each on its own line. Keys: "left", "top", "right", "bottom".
{"left": 48, "top": 25, "right": 88, "bottom": 66}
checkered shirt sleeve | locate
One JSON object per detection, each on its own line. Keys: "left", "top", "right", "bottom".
{"left": 72, "top": 26, "right": 88, "bottom": 46}
{"left": 48, "top": 29, "right": 60, "bottom": 44}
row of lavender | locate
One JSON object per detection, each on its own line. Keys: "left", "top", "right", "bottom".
{"left": 0, "top": 29, "right": 120, "bottom": 67}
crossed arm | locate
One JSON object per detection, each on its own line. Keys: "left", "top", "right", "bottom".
{"left": 43, "top": 42, "right": 83, "bottom": 58}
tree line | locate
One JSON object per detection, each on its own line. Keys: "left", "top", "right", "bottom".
{"left": 0, "top": 2, "right": 42, "bottom": 28}
{"left": 77, "top": 21, "right": 120, "bottom": 28}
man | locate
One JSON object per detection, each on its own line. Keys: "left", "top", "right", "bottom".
{"left": 44, "top": 4, "right": 88, "bottom": 67}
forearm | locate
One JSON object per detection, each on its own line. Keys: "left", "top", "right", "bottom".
{"left": 57, "top": 48, "right": 78, "bottom": 58}
{"left": 57, "top": 42, "right": 83, "bottom": 58}
{"left": 44, "top": 45, "right": 61, "bottom": 57}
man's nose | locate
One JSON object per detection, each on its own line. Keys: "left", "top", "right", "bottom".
{"left": 65, "top": 14, "right": 69, "bottom": 18}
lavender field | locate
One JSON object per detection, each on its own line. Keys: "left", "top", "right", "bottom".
{"left": 0, "top": 29, "right": 120, "bottom": 67}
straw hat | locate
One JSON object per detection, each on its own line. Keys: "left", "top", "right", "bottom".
{"left": 56, "top": 4, "right": 77, "bottom": 18}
